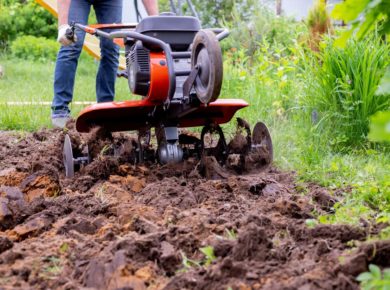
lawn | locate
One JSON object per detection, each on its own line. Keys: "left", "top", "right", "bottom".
{"left": 0, "top": 52, "right": 131, "bottom": 130}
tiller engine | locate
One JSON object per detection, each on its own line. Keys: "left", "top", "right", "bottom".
{"left": 63, "top": 13, "right": 273, "bottom": 177}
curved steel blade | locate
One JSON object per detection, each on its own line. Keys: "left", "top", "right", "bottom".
{"left": 252, "top": 122, "right": 273, "bottom": 167}
{"left": 63, "top": 134, "right": 75, "bottom": 178}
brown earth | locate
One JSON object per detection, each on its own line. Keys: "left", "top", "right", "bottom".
{"left": 0, "top": 124, "right": 389, "bottom": 290}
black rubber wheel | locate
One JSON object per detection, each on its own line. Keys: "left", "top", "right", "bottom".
{"left": 191, "top": 29, "right": 223, "bottom": 104}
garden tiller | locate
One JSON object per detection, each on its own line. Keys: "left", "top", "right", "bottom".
{"left": 63, "top": 13, "right": 273, "bottom": 178}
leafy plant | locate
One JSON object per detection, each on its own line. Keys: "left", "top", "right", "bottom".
{"left": 41, "top": 256, "right": 63, "bottom": 279}
{"left": 0, "top": 0, "right": 57, "bottom": 48}
{"left": 331, "top": 0, "right": 390, "bottom": 145}
{"left": 303, "top": 36, "right": 390, "bottom": 148}
{"left": 223, "top": 3, "right": 307, "bottom": 60}
{"left": 357, "top": 264, "right": 390, "bottom": 290}
{"left": 378, "top": 226, "right": 390, "bottom": 240}
{"left": 305, "top": 219, "right": 319, "bottom": 228}
{"left": 332, "top": 0, "right": 390, "bottom": 47}
{"left": 59, "top": 242, "right": 69, "bottom": 254}
{"left": 369, "top": 111, "right": 390, "bottom": 142}
{"left": 180, "top": 251, "right": 201, "bottom": 271}
{"left": 194, "top": 0, "right": 255, "bottom": 27}
{"left": 99, "top": 145, "right": 112, "bottom": 157}
{"left": 179, "top": 246, "right": 216, "bottom": 272}
{"left": 224, "top": 228, "right": 237, "bottom": 240}
{"left": 95, "top": 185, "right": 110, "bottom": 205}
{"left": 199, "top": 246, "right": 216, "bottom": 266}
{"left": 10, "top": 35, "right": 59, "bottom": 61}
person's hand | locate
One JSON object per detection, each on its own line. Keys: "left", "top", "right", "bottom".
{"left": 57, "top": 24, "right": 77, "bottom": 46}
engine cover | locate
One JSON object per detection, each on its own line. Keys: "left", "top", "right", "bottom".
{"left": 126, "top": 41, "right": 150, "bottom": 96}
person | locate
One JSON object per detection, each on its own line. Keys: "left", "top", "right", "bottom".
{"left": 52, "top": 0, "right": 158, "bottom": 128}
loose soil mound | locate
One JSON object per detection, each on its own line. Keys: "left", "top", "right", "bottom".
{"left": 0, "top": 126, "right": 389, "bottom": 290}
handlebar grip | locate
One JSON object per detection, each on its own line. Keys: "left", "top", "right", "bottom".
{"left": 65, "top": 28, "right": 75, "bottom": 41}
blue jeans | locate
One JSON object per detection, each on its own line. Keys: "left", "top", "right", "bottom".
{"left": 52, "top": 0, "right": 122, "bottom": 114}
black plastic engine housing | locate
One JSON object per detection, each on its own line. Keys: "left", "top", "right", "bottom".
{"left": 135, "top": 14, "right": 201, "bottom": 51}
{"left": 126, "top": 41, "right": 150, "bottom": 96}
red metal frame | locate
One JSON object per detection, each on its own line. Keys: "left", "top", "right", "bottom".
{"left": 76, "top": 99, "right": 248, "bottom": 133}
{"left": 88, "top": 23, "right": 137, "bottom": 30}
{"left": 146, "top": 52, "right": 170, "bottom": 104}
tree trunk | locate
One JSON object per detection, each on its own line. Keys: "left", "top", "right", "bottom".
{"left": 276, "top": 0, "right": 282, "bottom": 16}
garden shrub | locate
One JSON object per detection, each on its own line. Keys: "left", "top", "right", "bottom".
{"left": 222, "top": 3, "right": 307, "bottom": 60}
{"left": 218, "top": 4, "right": 309, "bottom": 123}
{"left": 0, "top": 0, "right": 57, "bottom": 48}
{"left": 159, "top": 0, "right": 256, "bottom": 27}
{"left": 304, "top": 36, "right": 390, "bottom": 149}
{"left": 10, "top": 35, "right": 59, "bottom": 61}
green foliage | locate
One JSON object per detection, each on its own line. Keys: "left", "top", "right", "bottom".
{"left": 42, "top": 256, "right": 63, "bottom": 278}
{"left": 305, "top": 219, "right": 319, "bottom": 228}
{"left": 354, "top": 179, "right": 390, "bottom": 214}
{"left": 369, "top": 111, "right": 390, "bottom": 142}
{"left": 224, "top": 228, "right": 237, "bottom": 240}
{"left": 357, "top": 264, "right": 390, "bottom": 290}
{"left": 59, "top": 242, "right": 69, "bottom": 254}
{"left": 332, "top": 0, "right": 390, "bottom": 47}
{"left": 180, "top": 251, "right": 201, "bottom": 270}
{"left": 194, "top": 0, "right": 255, "bottom": 27}
{"left": 331, "top": 0, "right": 390, "bottom": 145}
{"left": 303, "top": 36, "right": 390, "bottom": 148}
{"left": 158, "top": 0, "right": 171, "bottom": 12}
{"left": 0, "top": 0, "right": 57, "bottom": 49}
{"left": 377, "top": 67, "right": 390, "bottom": 96}
{"left": 166, "top": 0, "right": 255, "bottom": 27}
{"left": 199, "top": 246, "right": 216, "bottom": 266}
{"left": 378, "top": 226, "right": 390, "bottom": 240}
{"left": 307, "top": 0, "right": 330, "bottom": 30}
{"left": 179, "top": 246, "right": 216, "bottom": 272}
{"left": 222, "top": 3, "right": 307, "bottom": 60}
{"left": 304, "top": 151, "right": 390, "bottom": 225}
{"left": 10, "top": 35, "right": 59, "bottom": 61}
{"left": 370, "top": 67, "right": 390, "bottom": 143}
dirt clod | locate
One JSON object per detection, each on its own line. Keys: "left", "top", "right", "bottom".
{"left": 0, "top": 236, "right": 13, "bottom": 254}
{"left": 0, "top": 128, "right": 382, "bottom": 289}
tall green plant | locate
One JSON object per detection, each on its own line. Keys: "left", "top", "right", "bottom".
{"left": 304, "top": 36, "right": 390, "bottom": 148}
{"left": 331, "top": 0, "right": 390, "bottom": 143}
{"left": 307, "top": 0, "right": 332, "bottom": 51}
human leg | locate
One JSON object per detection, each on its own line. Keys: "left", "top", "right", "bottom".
{"left": 94, "top": 0, "right": 122, "bottom": 103}
{"left": 52, "top": 0, "right": 91, "bottom": 123}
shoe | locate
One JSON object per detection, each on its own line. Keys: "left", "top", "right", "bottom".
{"left": 51, "top": 111, "right": 70, "bottom": 128}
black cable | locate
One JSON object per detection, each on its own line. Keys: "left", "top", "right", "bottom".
{"left": 134, "top": 0, "right": 143, "bottom": 21}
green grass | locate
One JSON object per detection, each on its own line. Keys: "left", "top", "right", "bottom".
{"left": 0, "top": 52, "right": 131, "bottom": 130}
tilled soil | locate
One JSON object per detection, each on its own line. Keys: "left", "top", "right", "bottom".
{"left": 0, "top": 125, "right": 389, "bottom": 290}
